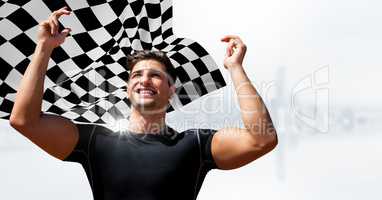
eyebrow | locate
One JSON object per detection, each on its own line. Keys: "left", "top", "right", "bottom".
{"left": 130, "top": 69, "right": 164, "bottom": 76}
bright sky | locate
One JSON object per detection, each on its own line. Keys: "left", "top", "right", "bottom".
{"left": 173, "top": 0, "right": 382, "bottom": 106}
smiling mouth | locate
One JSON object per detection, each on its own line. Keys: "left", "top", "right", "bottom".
{"left": 135, "top": 88, "right": 157, "bottom": 97}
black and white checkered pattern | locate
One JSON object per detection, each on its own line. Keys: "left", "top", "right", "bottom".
{"left": 0, "top": 0, "right": 226, "bottom": 125}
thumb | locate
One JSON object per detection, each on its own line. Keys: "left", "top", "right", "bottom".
{"left": 59, "top": 28, "right": 71, "bottom": 38}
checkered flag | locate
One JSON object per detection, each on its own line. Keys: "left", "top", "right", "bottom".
{"left": 0, "top": 0, "right": 226, "bottom": 125}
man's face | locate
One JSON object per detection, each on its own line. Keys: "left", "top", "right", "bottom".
{"left": 127, "top": 59, "right": 175, "bottom": 113}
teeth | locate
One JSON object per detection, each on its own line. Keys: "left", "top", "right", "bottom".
{"left": 138, "top": 89, "right": 154, "bottom": 95}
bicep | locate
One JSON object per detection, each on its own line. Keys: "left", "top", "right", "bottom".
{"left": 211, "top": 127, "right": 274, "bottom": 170}
{"left": 15, "top": 114, "right": 79, "bottom": 160}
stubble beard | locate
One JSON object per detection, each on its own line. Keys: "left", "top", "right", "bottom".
{"left": 130, "top": 97, "right": 168, "bottom": 115}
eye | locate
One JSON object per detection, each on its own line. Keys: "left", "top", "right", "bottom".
{"left": 131, "top": 73, "right": 141, "bottom": 78}
{"left": 150, "top": 72, "right": 162, "bottom": 78}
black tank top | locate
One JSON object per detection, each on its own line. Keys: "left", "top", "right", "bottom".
{"left": 64, "top": 123, "right": 218, "bottom": 200}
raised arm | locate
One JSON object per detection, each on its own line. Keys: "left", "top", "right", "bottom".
{"left": 9, "top": 7, "right": 78, "bottom": 160}
{"left": 211, "top": 35, "right": 278, "bottom": 170}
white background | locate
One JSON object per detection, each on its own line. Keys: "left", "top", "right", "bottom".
{"left": 1, "top": 0, "right": 382, "bottom": 199}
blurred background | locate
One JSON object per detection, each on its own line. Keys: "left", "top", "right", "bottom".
{"left": 1, "top": 0, "right": 381, "bottom": 199}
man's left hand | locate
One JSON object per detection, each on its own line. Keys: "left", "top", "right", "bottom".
{"left": 221, "top": 35, "right": 247, "bottom": 70}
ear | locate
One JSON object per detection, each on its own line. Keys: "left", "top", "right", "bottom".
{"left": 169, "top": 85, "right": 176, "bottom": 98}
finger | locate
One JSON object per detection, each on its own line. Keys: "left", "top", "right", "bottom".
{"left": 230, "top": 38, "right": 246, "bottom": 56}
{"left": 49, "top": 9, "right": 71, "bottom": 33}
{"left": 225, "top": 43, "right": 231, "bottom": 57}
{"left": 226, "top": 40, "right": 235, "bottom": 57}
{"left": 233, "top": 41, "right": 245, "bottom": 52}
{"left": 221, "top": 35, "right": 238, "bottom": 41}
{"left": 222, "top": 38, "right": 245, "bottom": 53}
{"left": 48, "top": 20, "right": 56, "bottom": 35}
{"left": 49, "top": 7, "right": 71, "bottom": 36}
{"left": 221, "top": 35, "right": 241, "bottom": 42}
{"left": 52, "top": 6, "right": 71, "bottom": 18}
{"left": 233, "top": 39, "right": 244, "bottom": 48}
{"left": 228, "top": 38, "right": 244, "bottom": 48}
{"left": 60, "top": 6, "right": 69, "bottom": 11}
{"left": 49, "top": 17, "right": 59, "bottom": 35}
{"left": 60, "top": 28, "right": 72, "bottom": 38}
{"left": 57, "top": 28, "right": 71, "bottom": 43}
{"left": 51, "top": 16, "right": 59, "bottom": 28}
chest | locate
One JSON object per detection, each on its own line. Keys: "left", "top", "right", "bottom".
{"left": 89, "top": 134, "right": 201, "bottom": 191}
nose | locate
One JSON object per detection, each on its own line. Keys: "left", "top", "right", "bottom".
{"left": 139, "top": 73, "right": 151, "bottom": 86}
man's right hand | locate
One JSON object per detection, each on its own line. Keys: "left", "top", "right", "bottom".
{"left": 9, "top": 6, "right": 79, "bottom": 160}
{"left": 37, "top": 6, "right": 71, "bottom": 49}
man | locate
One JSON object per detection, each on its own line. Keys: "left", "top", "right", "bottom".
{"left": 10, "top": 7, "right": 277, "bottom": 200}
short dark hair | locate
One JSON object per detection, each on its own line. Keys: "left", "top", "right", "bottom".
{"left": 127, "top": 50, "right": 177, "bottom": 85}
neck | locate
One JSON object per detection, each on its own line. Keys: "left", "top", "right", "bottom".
{"left": 128, "top": 107, "right": 167, "bottom": 134}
